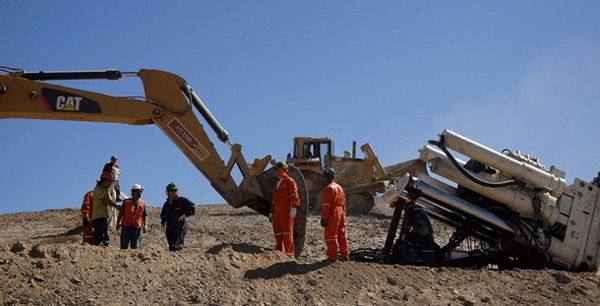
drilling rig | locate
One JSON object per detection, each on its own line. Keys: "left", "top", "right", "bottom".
{"left": 363, "top": 129, "right": 600, "bottom": 271}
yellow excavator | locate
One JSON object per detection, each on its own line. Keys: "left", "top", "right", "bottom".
{"left": 0, "top": 67, "right": 309, "bottom": 257}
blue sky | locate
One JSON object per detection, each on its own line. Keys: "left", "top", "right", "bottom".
{"left": 1, "top": 1, "right": 599, "bottom": 214}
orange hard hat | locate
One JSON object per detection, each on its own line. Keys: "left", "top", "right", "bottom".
{"left": 100, "top": 173, "right": 112, "bottom": 180}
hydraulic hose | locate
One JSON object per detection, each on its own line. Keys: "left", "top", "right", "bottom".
{"left": 20, "top": 70, "right": 123, "bottom": 81}
{"left": 429, "top": 136, "right": 525, "bottom": 189}
{"left": 181, "top": 85, "right": 230, "bottom": 144}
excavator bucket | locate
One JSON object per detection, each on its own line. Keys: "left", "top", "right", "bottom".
{"left": 238, "top": 165, "right": 309, "bottom": 258}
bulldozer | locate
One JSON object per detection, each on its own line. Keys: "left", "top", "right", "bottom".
{"left": 286, "top": 137, "right": 425, "bottom": 214}
{"left": 0, "top": 67, "right": 309, "bottom": 257}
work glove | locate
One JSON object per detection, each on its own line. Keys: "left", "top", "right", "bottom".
{"left": 82, "top": 218, "right": 90, "bottom": 227}
{"left": 268, "top": 213, "right": 274, "bottom": 223}
{"left": 289, "top": 207, "right": 297, "bottom": 218}
{"left": 320, "top": 218, "right": 327, "bottom": 227}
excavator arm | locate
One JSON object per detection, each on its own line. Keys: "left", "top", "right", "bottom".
{"left": 0, "top": 68, "right": 309, "bottom": 257}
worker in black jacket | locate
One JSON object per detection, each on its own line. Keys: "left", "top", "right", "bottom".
{"left": 399, "top": 190, "right": 436, "bottom": 266}
{"left": 160, "top": 182, "right": 196, "bottom": 251}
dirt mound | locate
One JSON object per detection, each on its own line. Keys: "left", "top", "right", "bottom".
{"left": 0, "top": 204, "right": 598, "bottom": 305}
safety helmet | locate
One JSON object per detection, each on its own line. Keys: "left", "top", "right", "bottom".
{"left": 100, "top": 173, "right": 112, "bottom": 180}
{"left": 131, "top": 184, "right": 144, "bottom": 193}
{"left": 275, "top": 162, "right": 289, "bottom": 172}
{"left": 323, "top": 168, "right": 335, "bottom": 179}
{"left": 166, "top": 182, "right": 178, "bottom": 191}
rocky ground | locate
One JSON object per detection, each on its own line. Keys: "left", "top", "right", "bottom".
{"left": 0, "top": 202, "right": 599, "bottom": 306}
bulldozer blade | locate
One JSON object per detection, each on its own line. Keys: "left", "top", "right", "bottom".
{"left": 239, "top": 165, "right": 309, "bottom": 258}
{"left": 381, "top": 159, "right": 427, "bottom": 180}
{"left": 343, "top": 181, "right": 388, "bottom": 195}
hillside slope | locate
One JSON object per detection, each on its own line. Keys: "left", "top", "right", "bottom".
{"left": 0, "top": 204, "right": 598, "bottom": 305}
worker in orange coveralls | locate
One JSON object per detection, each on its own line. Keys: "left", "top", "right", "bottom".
{"left": 269, "top": 162, "right": 300, "bottom": 257}
{"left": 320, "top": 168, "right": 349, "bottom": 261}
{"left": 80, "top": 180, "right": 102, "bottom": 245}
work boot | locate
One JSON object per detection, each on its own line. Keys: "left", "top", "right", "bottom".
{"left": 422, "top": 249, "right": 437, "bottom": 267}
{"left": 400, "top": 240, "right": 413, "bottom": 265}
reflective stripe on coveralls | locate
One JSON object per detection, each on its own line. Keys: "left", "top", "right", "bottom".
{"left": 80, "top": 191, "right": 94, "bottom": 245}
{"left": 270, "top": 173, "right": 300, "bottom": 257}
{"left": 322, "top": 181, "right": 349, "bottom": 261}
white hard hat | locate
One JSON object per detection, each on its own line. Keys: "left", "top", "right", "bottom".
{"left": 131, "top": 184, "right": 144, "bottom": 192}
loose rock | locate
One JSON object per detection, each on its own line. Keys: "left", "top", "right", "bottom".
{"left": 11, "top": 241, "right": 27, "bottom": 253}
{"left": 29, "top": 244, "right": 48, "bottom": 258}
{"left": 554, "top": 272, "right": 572, "bottom": 284}
{"left": 386, "top": 277, "right": 398, "bottom": 286}
{"left": 34, "top": 261, "right": 47, "bottom": 269}
{"left": 32, "top": 274, "right": 44, "bottom": 282}
{"left": 571, "top": 287, "right": 587, "bottom": 296}
{"left": 458, "top": 295, "right": 475, "bottom": 306}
